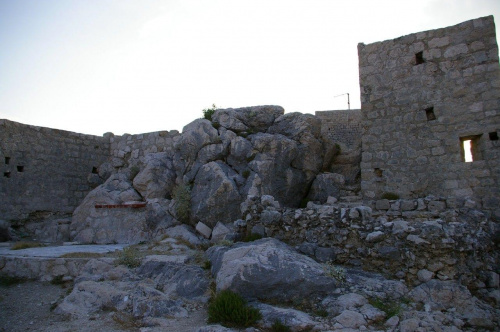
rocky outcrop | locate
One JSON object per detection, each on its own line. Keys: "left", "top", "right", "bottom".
{"left": 132, "top": 152, "right": 176, "bottom": 199}
{"left": 71, "top": 106, "right": 349, "bottom": 240}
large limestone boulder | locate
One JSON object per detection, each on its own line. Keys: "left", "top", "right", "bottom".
{"left": 133, "top": 152, "right": 176, "bottom": 199}
{"left": 173, "top": 118, "right": 219, "bottom": 177}
{"left": 190, "top": 161, "right": 243, "bottom": 227}
{"left": 268, "top": 112, "right": 324, "bottom": 177}
{"left": 212, "top": 105, "right": 284, "bottom": 133}
{"left": 71, "top": 173, "right": 157, "bottom": 244}
{"left": 248, "top": 133, "right": 307, "bottom": 207}
{"left": 206, "top": 238, "right": 337, "bottom": 302}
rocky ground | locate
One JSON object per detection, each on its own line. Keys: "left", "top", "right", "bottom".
{"left": 2, "top": 228, "right": 499, "bottom": 332}
{"left": 0, "top": 281, "right": 208, "bottom": 332}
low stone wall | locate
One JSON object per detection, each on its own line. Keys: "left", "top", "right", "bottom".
{"left": 109, "top": 130, "right": 180, "bottom": 168}
{"left": 0, "top": 256, "right": 96, "bottom": 282}
{"left": 240, "top": 195, "right": 500, "bottom": 296}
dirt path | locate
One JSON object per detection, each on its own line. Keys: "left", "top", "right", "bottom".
{"left": 0, "top": 281, "right": 208, "bottom": 332}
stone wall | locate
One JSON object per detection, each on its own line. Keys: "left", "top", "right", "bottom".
{"left": 316, "top": 110, "right": 362, "bottom": 187}
{"left": 108, "top": 130, "right": 179, "bottom": 168}
{"left": 358, "top": 15, "right": 500, "bottom": 218}
{"left": 315, "top": 109, "right": 362, "bottom": 148}
{"left": 0, "top": 120, "right": 110, "bottom": 220}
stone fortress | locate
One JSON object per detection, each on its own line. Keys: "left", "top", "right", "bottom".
{"left": 1, "top": 15, "right": 498, "bottom": 223}
{"left": 1, "top": 15, "right": 500, "bottom": 331}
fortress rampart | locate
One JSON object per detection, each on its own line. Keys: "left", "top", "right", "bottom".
{"left": 1, "top": 15, "right": 499, "bottom": 221}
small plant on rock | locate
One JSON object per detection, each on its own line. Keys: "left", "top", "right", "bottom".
{"left": 202, "top": 104, "right": 218, "bottom": 121}
{"left": 381, "top": 192, "right": 400, "bottom": 200}
{"left": 242, "top": 233, "right": 263, "bottom": 242}
{"left": 11, "top": 241, "right": 45, "bottom": 250}
{"left": 208, "top": 289, "right": 262, "bottom": 328}
{"left": 271, "top": 319, "right": 291, "bottom": 332}
{"left": 115, "top": 247, "right": 142, "bottom": 268}
{"left": 369, "top": 297, "right": 406, "bottom": 318}
{"left": 172, "top": 183, "right": 191, "bottom": 223}
{"left": 322, "top": 261, "right": 346, "bottom": 283}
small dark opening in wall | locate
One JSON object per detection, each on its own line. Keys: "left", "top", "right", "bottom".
{"left": 415, "top": 51, "right": 425, "bottom": 65}
{"left": 91, "top": 167, "right": 98, "bottom": 174}
{"left": 374, "top": 168, "right": 383, "bottom": 177}
{"left": 425, "top": 107, "right": 436, "bottom": 121}
{"left": 5, "top": 157, "right": 10, "bottom": 165}
{"left": 489, "top": 132, "right": 499, "bottom": 141}
{"left": 4, "top": 172, "right": 10, "bottom": 178}
{"left": 17, "top": 166, "right": 24, "bottom": 172}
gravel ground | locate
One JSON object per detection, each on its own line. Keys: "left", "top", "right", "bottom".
{"left": 0, "top": 281, "right": 208, "bottom": 332}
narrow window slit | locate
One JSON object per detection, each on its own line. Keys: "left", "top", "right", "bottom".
{"left": 415, "top": 51, "right": 425, "bottom": 65}
{"left": 489, "top": 132, "right": 499, "bottom": 141}
{"left": 425, "top": 107, "right": 436, "bottom": 121}
{"left": 460, "top": 134, "right": 482, "bottom": 162}
{"left": 91, "top": 167, "right": 98, "bottom": 174}
{"left": 4, "top": 172, "right": 10, "bottom": 178}
{"left": 17, "top": 166, "right": 24, "bottom": 172}
{"left": 5, "top": 157, "right": 10, "bottom": 165}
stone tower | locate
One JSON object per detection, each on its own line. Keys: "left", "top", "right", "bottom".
{"left": 358, "top": 16, "right": 500, "bottom": 217}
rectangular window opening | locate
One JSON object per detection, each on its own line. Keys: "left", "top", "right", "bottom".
{"left": 489, "top": 132, "right": 499, "bottom": 141}
{"left": 461, "top": 134, "right": 483, "bottom": 162}
{"left": 17, "top": 165, "right": 24, "bottom": 172}
{"left": 5, "top": 157, "right": 10, "bottom": 165}
{"left": 415, "top": 51, "right": 425, "bottom": 65}
{"left": 91, "top": 166, "right": 98, "bottom": 174}
{"left": 425, "top": 107, "right": 436, "bottom": 121}
{"left": 3, "top": 171, "right": 10, "bottom": 178}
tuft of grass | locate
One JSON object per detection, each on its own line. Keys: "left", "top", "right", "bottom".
{"left": 270, "top": 319, "right": 291, "bottom": 332}
{"left": 203, "top": 260, "right": 212, "bottom": 270}
{"left": 369, "top": 297, "right": 405, "bottom": 318}
{"left": 208, "top": 289, "right": 262, "bottom": 328}
{"left": 172, "top": 183, "right": 192, "bottom": 223}
{"left": 381, "top": 192, "right": 400, "bottom": 200}
{"left": 0, "top": 275, "right": 28, "bottom": 286}
{"left": 11, "top": 241, "right": 45, "bottom": 250}
{"left": 322, "top": 261, "right": 346, "bottom": 283}
{"left": 313, "top": 309, "right": 328, "bottom": 317}
{"left": 115, "top": 247, "right": 142, "bottom": 268}
{"left": 60, "top": 252, "right": 104, "bottom": 259}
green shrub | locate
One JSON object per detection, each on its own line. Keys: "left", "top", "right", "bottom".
{"left": 322, "top": 261, "right": 346, "bottom": 283}
{"left": 202, "top": 104, "right": 218, "bottom": 121}
{"left": 11, "top": 241, "right": 45, "bottom": 250}
{"left": 381, "top": 192, "right": 400, "bottom": 200}
{"left": 115, "top": 247, "right": 142, "bottom": 268}
{"left": 369, "top": 297, "right": 404, "bottom": 318}
{"left": 242, "top": 170, "right": 251, "bottom": 179}
{"left": 271, "top": 320, "right": 291, "bottom": 332}
{"left": 172, "top": 183, "right": 191, "bottom": 223}
{"left": 208, "top": 289, "right": 262, "bottom": 328}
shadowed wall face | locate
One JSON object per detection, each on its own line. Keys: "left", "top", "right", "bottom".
{"left": 0, "top": 119, "right": 110, "bottom": 220}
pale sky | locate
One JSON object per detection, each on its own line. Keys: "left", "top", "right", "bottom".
{"left": 1, "top": 0, "right": 499, "bottom": 136}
